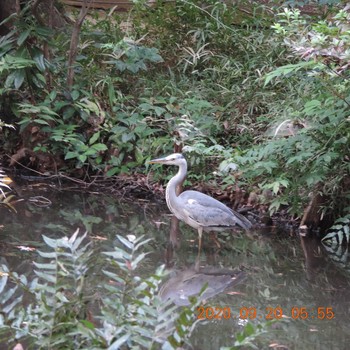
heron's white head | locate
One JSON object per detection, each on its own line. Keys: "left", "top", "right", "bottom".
{"left": 149, "top": 153, "right": 186, "bottom": 166}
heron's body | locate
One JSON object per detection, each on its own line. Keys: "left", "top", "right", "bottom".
{"left": 150, "top": 153, "right": 252, "bottom": 250}
{"left": 168, "top": 189, "right": 251, "bottom": 233}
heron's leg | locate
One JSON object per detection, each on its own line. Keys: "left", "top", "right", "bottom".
{"left": 198, "top": 227, "right": 203, "bottom": 251}
{"left": 195, "top": 227, "right": 203, "bottom": 271}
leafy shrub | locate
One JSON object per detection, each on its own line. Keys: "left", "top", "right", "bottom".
{"left": 0, "top": 4, "right": 171, "bottom": 174}
{"left": 228, "top": 6, "right": 350, "bottom": 218}
{"left": 0, "top": 230, "right": 199, "bottom": 349}
{"left": 1, "top": 0, "right": 348, "bottom": 227}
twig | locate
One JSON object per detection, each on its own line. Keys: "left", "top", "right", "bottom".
{"left": 67, "top": 0, "right": 91, "bottom": 89}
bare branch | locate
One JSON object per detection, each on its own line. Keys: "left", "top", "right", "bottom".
{"left": 67, "top": 0, "right": 91, "bottom": 90}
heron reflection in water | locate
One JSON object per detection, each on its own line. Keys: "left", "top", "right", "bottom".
{"left": 149, "top": 153, "right": 252, "bottom": 253}
{"left": 159, "top": 266, "right": 246, "bottom": 306}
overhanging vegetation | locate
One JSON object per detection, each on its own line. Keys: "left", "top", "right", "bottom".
{"left": 0, "top": 0, "right": 349, "bottom": 232}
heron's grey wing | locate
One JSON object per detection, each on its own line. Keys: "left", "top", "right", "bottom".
{"left": 180, "top": 190, "right": 252, "bottom": 230}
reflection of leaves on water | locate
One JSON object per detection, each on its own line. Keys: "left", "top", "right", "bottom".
{"left": 60, "top": 209, "right": 103, "bottom": 232}
{"left": 0, "top": 194, "right": 17, "bottom": 213}
{"left": 45, "top": 223, "right": 71, "bottom": 234}
{"left": 28, "top": 196, "right": 52, "bottom": 207}
{"left": 322, "top": 215, "right": 350, "bottom": 247}
{"left": 321, "top": 215, "right": 350, "bottom": 271}
{"left": 15, "top": 245, "right": 36, "bottom": 251}
{"left": 259, "top": 287, "right": 278, "bottom": 301}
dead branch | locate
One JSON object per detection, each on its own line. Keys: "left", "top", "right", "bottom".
{"left": 67, "top": 0, "right": 91, "bottom": 90}
{"left": 15, "top": 0, "right": 21, "bottom": 14}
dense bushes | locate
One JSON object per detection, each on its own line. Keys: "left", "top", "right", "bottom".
{"left": 0, "top": 0, "right": 348, "bottom": 225}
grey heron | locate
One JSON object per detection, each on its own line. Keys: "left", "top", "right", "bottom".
{"left": 149, "top": 153, "right": 252, "bottom": 252}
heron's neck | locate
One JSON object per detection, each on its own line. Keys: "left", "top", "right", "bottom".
{"left": 165, "top": 162, "right": 187, "bottom": 214}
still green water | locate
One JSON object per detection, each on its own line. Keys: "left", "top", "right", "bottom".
{"left": 0, "top": 188, "right": 349, "bottom": 349}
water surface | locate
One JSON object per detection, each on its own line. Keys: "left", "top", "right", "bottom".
{"left": 1, "top": 187, "right": 349, "bottom": 349}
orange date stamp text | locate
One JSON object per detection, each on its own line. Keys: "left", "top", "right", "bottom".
{"left": 196, "top": 306, "right": 335, "bottom": 320}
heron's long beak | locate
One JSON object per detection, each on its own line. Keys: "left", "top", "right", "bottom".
{"left": 149, "top": 157, "right": 166, "bottom": 164}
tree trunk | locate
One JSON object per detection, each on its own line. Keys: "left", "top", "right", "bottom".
{"left": 66, "top": 1, "right": 90, "bottom": 90}
{"left": 0, "top": 1, "right": 19, "bottom": 35}
{"left": 0, "top": 0, "right": 67, "bottom": 36}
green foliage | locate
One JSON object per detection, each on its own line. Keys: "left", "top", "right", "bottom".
{"left": 0, "top": 4, "right": 51, "bottom": 94}
{"left": 222, "top": 321, "right": 276, "bottom": 350}
{"left": 0, "top": 230, "right": 202, "bottom": 349}
{"left": 0, "top": 0, "right": 289, "bottom": 177}
{"left": 0, "top": 4, "right": 169, "bottom": 174}
{"left": 101, "top": 234, "right": 201, "bottom": 349}
{"left": 102, "top": 38, "right": 163, "bottom": 73}
{"left": 229, "top": 5, "right": 350, "bottom": 217}
{"left": 0, "top": 0, "right": 349, "bottom": 224}
{"left": 0, "top": 229, "right": 94, "bottom": 348}
{"left": 17, "top": 103, "right": 59, "bottom": 131}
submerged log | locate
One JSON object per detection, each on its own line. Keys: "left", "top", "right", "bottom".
{"left": 299, "top": 191, "right": 335, "bottom": 236}
{"left": 300, "top": 192, "right": 325, "bottom": 230}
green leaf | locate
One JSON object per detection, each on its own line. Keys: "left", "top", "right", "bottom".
{"left": 56, "top": 291, "right": 69, "bottom": 303}
{"left": 131, "top": 253, "right": 147, "bottom": 269}
{"left": 2, "top": 55, "right": 35, "bottom": 70}
{"left": 89, "top": 132, "right": 100, "bottom": 145}
{"left": 4, "top": 72, "right": 15, "bottom": 88}
{"left": 108, "top": 83, "right": 115, "bottom": 105}
{"left": 303, "top": 99, "right": 322, "bottom": 115}
{"left": 14, "top": 69, "right": 25, "bottom": 89}
{"left": 78, "top": 154, "right": 87, "bottom": 163}
{"left": 244, "top": 322, "right": 255, "bottom": 336}
{"left": 304, "top": 173, "right": 324, "bottom": 187}
{"left": 109, "top": 333, "right": 130, "bottom": 349}
{"left": 264, "top": 61, "right": 316, "bottom": 86}
{"left": 84, "top": 148, "right": 97, "bottom": 156}
{"left": 91, "top": 143, "right": 107, "bottom": 152}
{"left": 106, "top": 167, "right": 119, "bottom": 177}
{"left": 121, "top": 133, "right": 134, "bottom": 143}
{"left": 49, "top": 90, "right": 57, "bottom": 101}
{"left": 42, "top": 235, "right": 58, "bottom": 248}
{"left": 0, "top": 274, "right": 8, "bottom": 294}
{"left": 34, "top": 270, "right": 56, "bottom": 283}
{"left": 32, "top": 49, "right": 46, "bottom": 71}
{"left": 31, "top": 73, "right": 46, "bottom": 88}
{"left": 117, "top": 235, "right": 134, "bottom": 250}
{"left": 33, "top": 119, "right": 50, "bottom": 125}
{"left": 33, "top": 262, "right": 57, "bottom": 270}
{"left": 37, "top": 251, "right": 57, "bottom": 258}
{"left": 154, "top": 106, "right": 166, "bottom": 116}
{"left": 71, "top": 90, "right": 80, "bottom": 101}
{"left": 65, "top": 152, "right": 78, "bottom": 160}
{"left": 80, "top": 319, "right": 95, "bottom": 330}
